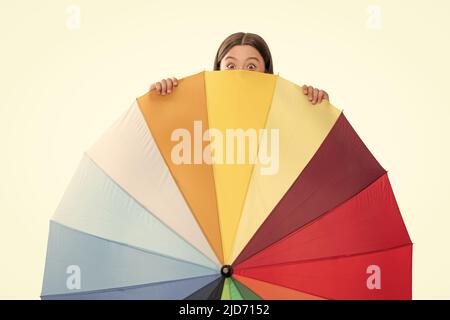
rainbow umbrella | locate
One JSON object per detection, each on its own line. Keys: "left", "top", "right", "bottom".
{"left": 41, "top": 70, "right": 412, "bottom": 300}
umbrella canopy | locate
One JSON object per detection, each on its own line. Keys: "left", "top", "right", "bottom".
{"left": 41, "top": 70, "right": 412, "bottom": 300}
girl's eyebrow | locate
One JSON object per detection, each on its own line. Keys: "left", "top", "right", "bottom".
{"left": 224, "top": 56, "right": 261, "bottom": 61}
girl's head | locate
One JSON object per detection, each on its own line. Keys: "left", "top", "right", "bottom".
{"left": 213, "top": 32, "right": 274, "bottom": 74}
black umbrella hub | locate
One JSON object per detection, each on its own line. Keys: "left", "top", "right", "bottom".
{"left": 220, "top": 265, "right": 233, "bottom": 278}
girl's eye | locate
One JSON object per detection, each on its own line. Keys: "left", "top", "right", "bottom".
{"left": 226, "top": 63, "right": 235, "bottom": 69}
{"left": 247, "top": 64, "right": 257, "bottom": 70}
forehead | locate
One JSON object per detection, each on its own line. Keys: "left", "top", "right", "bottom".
{"left": 223, "top": 45, "right": 263, "bottom": 60}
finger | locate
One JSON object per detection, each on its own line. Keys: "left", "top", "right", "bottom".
{"left": 308, "top": 86, "right": 314, "bottom": 101}
{"left": 160, "top": 79, "right": 167, "bottom": 95}
{"left": 317, "top": 90, "right": 325, "bottom": 104}
{"left": 150, "top": 83, "right": 156, "bottom": 92}
{"left": 302, "top": 85, "right": 308, "bottom": 94}
{"left": 323, "top": 91, "right": 329, "bottom": 101}
{"left": 172, "top": 77, "right": 178, "bottom": 87}
{"left": 154, "top": 82, "right": 162, "bottom": 94}
{"left": 166, "top": 78, "right": 173, "bottom": 93}
{"left": 312, "top": 88, "right": 319, "bottom": 104}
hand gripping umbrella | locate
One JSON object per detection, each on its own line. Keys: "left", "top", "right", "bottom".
{"left": 41, "top": 70, "right": 412, "bottom": 300}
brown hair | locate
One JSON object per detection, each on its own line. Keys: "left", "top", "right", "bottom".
{"left": 213, "top": 32, "right": 274, "bottom": 74}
